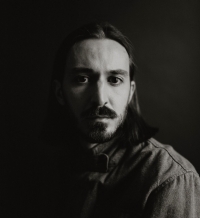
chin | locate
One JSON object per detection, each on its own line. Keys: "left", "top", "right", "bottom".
{"left": 86, "top": 131, "right": 115, "bottom": 144}
{"left": 79, "top": 116, "right": 125, "bottom": 143}
{"left": 78, "top": 122, "right": 114, "bottom": 143}
{"left": 84, "top": 124, "right": 123, "bottom": 144}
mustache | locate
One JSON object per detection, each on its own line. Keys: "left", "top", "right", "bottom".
{"left": 81, "top": 105, "right": 118, "bottom": 119}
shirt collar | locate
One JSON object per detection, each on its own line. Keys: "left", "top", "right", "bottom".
{"left": 58, "top": 133, "right": 128, "bottom": 173}
{"left": 80, "top": 135, "right": 127, "bottom": 173}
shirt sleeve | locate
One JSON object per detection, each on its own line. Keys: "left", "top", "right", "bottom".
{"left": 143, "top": 171, "right": 200, "bottom": 218}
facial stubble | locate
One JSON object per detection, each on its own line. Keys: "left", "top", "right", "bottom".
{"left": 79, "top": 105, "right": 129, "bottom": 143}
{"left": 63, "top": 96, "right": 130, "bottom": 143}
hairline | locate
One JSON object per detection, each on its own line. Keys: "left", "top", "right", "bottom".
{"left": 62, "top": 38, "right": 134, "bottom": 84}
{"left": 64, "top": 38, "right": 133, "bottom": 82}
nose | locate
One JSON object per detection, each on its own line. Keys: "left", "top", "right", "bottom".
{"left": 91, "top": 80, "right": 108, "bottom": 106}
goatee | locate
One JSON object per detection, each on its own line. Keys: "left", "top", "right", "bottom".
{"left": 79, "top": 105, "right": 128, "bottom": 143}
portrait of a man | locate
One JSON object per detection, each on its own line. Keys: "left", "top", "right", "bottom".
{"left": 36, "top": 22, "right": 200, "bottom": 217}
{"left": 2, "top": 1, "right": 200, "bottom": 217}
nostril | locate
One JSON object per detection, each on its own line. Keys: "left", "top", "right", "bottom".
{"left": 98, "top": 102, "right": 108, "bottom": 115}
{"left": 99, "top": 102, "right": 108, "bottom": 108}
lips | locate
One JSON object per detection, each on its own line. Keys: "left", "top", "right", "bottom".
{"left": 87, "top": 115, "right": 111, "bottom": 119}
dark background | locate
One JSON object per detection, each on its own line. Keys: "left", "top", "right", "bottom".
{"left": 2, "top": 0, "right": 200, "bottom": 172}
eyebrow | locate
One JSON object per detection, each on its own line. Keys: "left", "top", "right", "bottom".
{"left": 109, "top": 70, "right": 128, "bottom": 76}
{"left": 70, "top": 67, "right": 95, "bottom": 74}
{"left": 70, "top": 67, "right": 128, "bottom": 76}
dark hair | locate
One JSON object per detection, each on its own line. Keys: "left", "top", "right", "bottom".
{"left": 52, "top": 22, "right": 135, "bottom": 81}
{"left": 42, "top": 22, "right": 157, "bottom": 145}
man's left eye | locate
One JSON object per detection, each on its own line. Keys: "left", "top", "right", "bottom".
{"left": 76, "top": 76, "right": 89, "bottom": 83}
{"left": 108, "top": 76, "right": 122, "bottom": 85}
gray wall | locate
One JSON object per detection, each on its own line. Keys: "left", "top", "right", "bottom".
{"left": 2, "top": 0, "right": 200, "bottom": 171}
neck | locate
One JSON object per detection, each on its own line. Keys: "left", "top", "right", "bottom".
{"left": 80, "top": 139, "right": 99, "bottom": 150}
{"left": 78, "top": 134, "right": 121, "bottom": 156}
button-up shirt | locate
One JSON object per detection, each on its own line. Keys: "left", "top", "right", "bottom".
{"left": 37, "top": 137, "right": 200, "bottom": 218}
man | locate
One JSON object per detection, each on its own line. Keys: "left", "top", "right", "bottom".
{"left": 38, "top": 22, "right": 200, "bottom": 217}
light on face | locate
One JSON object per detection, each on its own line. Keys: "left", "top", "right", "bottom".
{"left": 56, "top": 39, "right": 135, "bottom": 143}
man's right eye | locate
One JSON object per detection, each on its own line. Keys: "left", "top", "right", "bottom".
{"left": 76, "top": 76, "right": 89, "bottom": 83}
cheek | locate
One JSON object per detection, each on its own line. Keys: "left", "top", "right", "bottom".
{"left": 63, "top": 80, "right": 81, "bottom": 100}
{"left": 111, "top": 84, "right": 130, "bottom": 102}
{"left": 110, "top": 93, "right": 130, "bottom": 115}
{"left": 63, "top": 85, "right": 88, "bottom": 115}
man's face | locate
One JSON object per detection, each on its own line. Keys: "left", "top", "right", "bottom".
{"left": 56, "top": 39, "right": 135, "bottom": 143}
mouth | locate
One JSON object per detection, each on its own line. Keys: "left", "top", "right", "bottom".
{"left": 86, "top": 116, "right": 111, "bottom": 120}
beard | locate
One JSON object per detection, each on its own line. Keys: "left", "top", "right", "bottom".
{"left": 63, "top": 101, "right": 129, "bottom": 144}
{"left": 79, "top": 106, "right": 128, "bottom": 143}
{"left": 80, "top": 117, "right": 122, "bottom": 143}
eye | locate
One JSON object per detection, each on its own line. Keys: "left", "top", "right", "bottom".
{"left": 108, "top": 76, "right": 123, "bottom": 85}
{"left": 76, "top": 75, "right": 89, "bottom": 83}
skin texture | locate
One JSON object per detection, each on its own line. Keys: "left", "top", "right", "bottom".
{"left": 55, "top": 39, "right": 135, "bottom": 147}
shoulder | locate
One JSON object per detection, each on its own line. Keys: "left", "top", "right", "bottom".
{"left": 125, "top": 138, "right": 199, "bottom": 188}
{"left": 145, "top": 138, "right": 198, "bottom": 185}
{"left": 139, "top": 139, "right": 200, "bottom": 217}
{"left": 147, "top": 138, "right": 198, "bottom": 172}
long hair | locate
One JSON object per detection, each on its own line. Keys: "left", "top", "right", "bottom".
{"left": 42, "top": 22, "right": 157, "bottom": 145}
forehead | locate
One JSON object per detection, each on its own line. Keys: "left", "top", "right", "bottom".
{"left": 65, "top": 39, "right": 130, "bottom": 73}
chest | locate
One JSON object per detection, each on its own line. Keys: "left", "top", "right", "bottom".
{"left": 54, "top": 172, "right": 145, "bottom": 218}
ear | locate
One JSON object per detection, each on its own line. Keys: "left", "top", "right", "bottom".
{"left": 53, "top": 80, "right": 65, "bottom": 105}
{"left": 128, "top": 81, "right": 136, "bottom": 103}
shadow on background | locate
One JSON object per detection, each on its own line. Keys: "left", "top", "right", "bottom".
{"left": 1, "top": 0, "right": 200, "bottom": 173}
